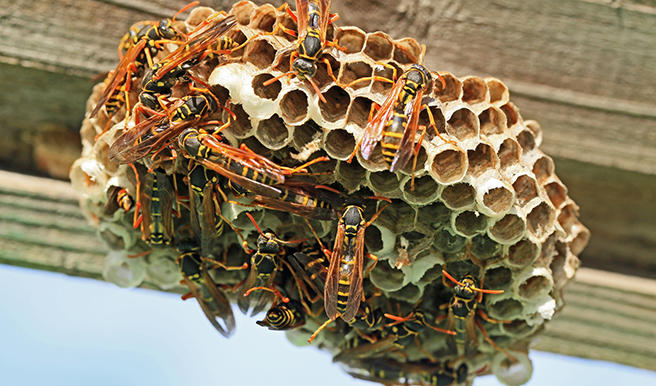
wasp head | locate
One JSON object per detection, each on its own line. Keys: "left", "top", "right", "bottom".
{"left": 257, "top": 230, "right": 281, "bottom": 254}
{"left": 292, "top": 57, "right": 317, "bottom": 80}
{"left": 454, "top": 274, "right": 478, "bottom": 299}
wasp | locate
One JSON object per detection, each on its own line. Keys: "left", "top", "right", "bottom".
{"left": 414, "top": 362, "right": 468, "bottom": 386}
{"left": 103, "top": 186, "right": 135, "bottom": 216}
{"left": 90, "top": 3, "right": 196, "bottom": 122}
{"left": 178, "top": 128, "right": 328, "bottom": 199}
{"left": 186, "top": 164, "right": 228, "bottom": 257}
{"left": 228, "top": 180, "right": 340, "bottom": 221}
{"left": 439, "top": 270, "right": 517, "bottom": 362}
{"left": 108, "top": 89, "right": 223, "bottom": 165}
{"left": 345, "top": 50, "right": 454, "bottom": 188}
{"left": 307, "top": 198, "right": 391, "bottom": 343}
{"left": 255, "top": 288, "right": 307, "bottom": 331}
{"left": 238, "top": 213, "right": 307, "bottom": 316}
{"left": 264, "top": 0, "right": 342, "bottom": 103}
{"left": 129, "top": 165, "right": 175, "bottom": 247}
{"left": 175, "top": 239, "right": 237, "bottom": 337}
{"left": 333, "top": 307, "right": 456, "bottom": 364}
{"left": 344, "top": 358, "right": 408, "bottom": 385}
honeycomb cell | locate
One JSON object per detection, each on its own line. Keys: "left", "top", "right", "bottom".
{"left": 497, "top": 138, "right": 521, "bottom": 171}
{"left": 479, "top": 180, "right": 515, "bottom": 217}
{"left": 526, "top": 201, "right": 556, "bottom": 239}
{"left": 428, "top": 147, "right": 467, "bottom": 184}
{"left": 432, "top": 226, "right": 467, "bottom": 253}
{"left": 364, "top": 223, "right": 384, "bottom": 253}
{"left": 492, "top": 350, "right": 533, "bottom": 386}
{"left": 447, "top": 108, "right": 479, "bottom": 142}
{"left": 388, "top": 283, "right": 423, "bottom": 303}
{"left": 324, "top": 128, "right": 356, "bottom": 160}
{"left": 275, "top": 8, "right": 297, "bottom": 41}
{"left": 186, "top": 7, "right": 216, "bottom": 28}
{"left": 516, "top": 129, "right": 537, "bottom": 153}
{"left": 313, "top": 55, "right": 341, "bottom": 89}
{"left": 416, "top": 201, "right": 453, "bottom": 229}
{"left": 367, "top": 170, "right": 401, "bottom": 193}
{"left": 69, "top": 158, "right": 108, "bottom": 198}
{"left": 243, "top": 39, "right": 277, "bottom": 70}
{"left": 570, "top": 224, "right": 591, "bottom": 256}
{"left": 434, "top": 72, "right": 462, "bottom": 103}
{"left": 524, "top": 120, "right": 542, "bottom": 146}
{"left": 255, "top": 114, "right": 289, "bottom": 150}
{"left": 500, "top": 320, "right": 538, "bottom": 339}
{"left": 96, "top": 141, "right": 119, "bottom": 175}
{"left": 320, "top": 86, "right": 350, "bottom": 123}
{"left": 440, "top": 181, "right": 475, "bottom": 210}
{"left": 528, "top": 159, "right": 554, "bottom": 190}
{"left": 363, "top": 32, "right": 394, "bottom": 61}
{"left": 392, "top": 37, "right": 422, "bottom": 64}
{"left": 486, "top": 78, "right": 510, "bottom": 106}
{"left": 335, "top": 159, "right": 366, "bottom": 192}
{"left": 230, "top": 1, "right": 256, "bottom": 25}
{"left": 538, "top": 231, "right": 559, "bottom": 267}
{"left": 479, "top": 107, "right": 507, "bottom": 136}
{"left": 224, "top": 103, "right": 254, "bottom": 138}
{"left": 346, "top": 96, "right": 374, "bottom": 128}
{"left": 557, "top": 203, "right": 580, "bottom": 236}
{"left": 487, "top": 297, "right": 523, "bottom": 321}
{"left": 516, "top": 267, "right": 553, "bottom": 301}
{"left": 249, "top": 3, "right": 278, "bottom": 32}
{"left": 467, "top": 142, "right": 498, "bottom": 178}
{"left": 103, "top": 250, "right": 147, "bottom": 289}
{"left": 461, "top": 76, "right": 488, "bottom": 105}
{"left": 508, "top": 239, "right": 539, "bottom": 269}
{"left": 470, "top": 234, "right": 501, "bottom": 263}
{"left": 454, "top": 210, "right": 488, "bottom": 236}
{"left": 489, "top": 212, "right": 526, "bottom": 244}
{"left": 252, "top": 73, "right": 282, "bottom": 100}
{"left": 146, "top": 250, "right": 182, "bottom": 290}
{"left": 293, "top": 119, "right": 323, "bottom": 149}
{"left": 340, "top": 61, "right": 374, "bottom": 90}
{"left": 369, "top": 261, "right": 406, "bottom": 292}
{"left": 335, "top": 27, "right": 366, "bottom": 54}
{"left": 484, "top": 266, "right": 513, "bottom": 291}
{"left": 500, "top": 103, "right": 520, "bottom": 128}
{"left": 375, "top": 200, "right": 417, "bottom": 235}
{"left": 402, "top": 175, "right": 439, "bottom": 205}
{"left": 280, "top": 89, "right": 309, "bottom": 125}
{"left": 544, "top": 180, "right": 568, "bottom": 209}
{"left": 242, "top": 134, "right": 274, "bottom": 159}
{"left": 512, "top": 174, "right": 539, "bottom": 207}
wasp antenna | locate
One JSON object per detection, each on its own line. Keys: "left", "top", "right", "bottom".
{"left": 172, "top": 1, "right": 200, "bottom": 23}
{"left": 263, "top": 71, "right": 294, "bottom": 86}
{"left": 307, "top": 77, "right": 327, "bottom": 104}
{"left": 474, "top": 287, "right": 504, "bottom": 295}
{"left": 245, "top": 212, "right": 265, "bottom": 236}
{"left": 303, "top": 218, "right": 326, "bottom": 251}
{"left": 442, "top": 270, "right": 465, "bottom": 287}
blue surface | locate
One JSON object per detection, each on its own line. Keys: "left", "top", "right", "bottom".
{"left": 0, "top": 264, "right": 654, "bottom": 386}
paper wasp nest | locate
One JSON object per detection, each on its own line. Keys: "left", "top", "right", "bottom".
{"left": 71, "top": 2, "right": 590, "bottom": 385}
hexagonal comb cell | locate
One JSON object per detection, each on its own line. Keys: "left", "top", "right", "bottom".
{"left": 489, "top": 212, "right": 526, "bottom": 244}
{"left": 346, "top": 96, "right": 374, "bottom": 127}
{"left": 248, "top": 4, "right": 278, "bottom": 32}
{"left": 324, "top": 128, "right": 355, "bottom": 160}
{"left": 230, "top": 1, "right": 256, "bottom": 25}
{"left": 500, "top": 103, "right": 520, "bottom": 128}
{"left": 335, "top": 159, "right": 366, "bottom": 192}
{"left": 243, "top": 39, "right": 277, "bottom": 70}
{"left": 255, "top": 114, "right": 289, "bottom": 150}
{"left": 224, "top": 103, "right": 253, "bottom": 138}
{"left": 461, "top": 76, "right": 488, "bottom": 105}
{"left": 441, "top": 182, "right": 475, "bottom": 209}
{"left": 402, "top": 175, "right": 439, "bottom": 205}
{"left": 454, "top": 210, "right": 488, "bottom": 236}
{"left": 320, "top": 86, "right": 351, "bottom": 123}
{"left": 340, "top": 61, "right": 374, "bottom": 91}
{"left": 486, "top": 78, "right": 510, "bottom": 106}
{"left": 293, "top": 119, "right": 323, "bottom": 149}
{"left": 516, "top": 267, "right": 553, "bottom": 301}
{"left": 368, "top": 170, "right": 400, "bottom": 194}
{"left": 252, "top": 73, "right": 282, "bottom": 100}
{"left": 508, "top": 239, "right": 539, "bottom": 269}
{"left": 526, "top": 201, "right": 556, "bottom": 239}
{"left": 467, "top": 142, "right": 498, "bottom": 178}
{"left": 516, "top": 129, "right": 537, "bottom": 154}
{"left": 498, "top": 138, "right": 521, "bottom": 171}
{"left": 371, "top": 62, "right": 400, "bottom": 95}
{"left": 375, "top": 200, "right": 417, "bottom": 235}
{"left": 419, "top": 105, "right": 448, "bottom": 143}
{"left": 434, "top": 72, "right": 462, "bottom": 103}
{"left": 335, "top": 27, "right": 366, "bottom": 54}
{"left": 432, "top": 226, "right": 467, "bottom": 253}
{"left": 280, "top": 89, "right": 309, "bottom": 125}
{"left": 484, "top": 266, "right": 514, "bottom": 291}
{"left": 447, "top": 108, "right": 479, "bottom": 142}
{"left": 480, "top": 182, "right": 515, "bottom": 216}
{"left": 512, "top": 174, "right": 540, "bottom": 207}
{"left": 532, "top": 155, "right": 555, "bottom": 184}
{"left": 392, "top": 38, "right": 422, "bottom": 64}
{"left": 479, "top": 107, "right": 507, "bottom": 136}
{"left": 544, "top": 180, "right": 568, "bottom": 209}
{"left": 363, "top": 32, "right": 394, "bottom": 61}
{"left": 428, "top": 147, "right": 467, "bottom": 184}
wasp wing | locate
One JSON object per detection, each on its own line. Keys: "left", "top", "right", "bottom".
{"left": 389, "top": 86, "right": 427, "bottom": 172}
{"left": 318, "top": 0, "right": 332, "bottom": 42}
{"left": 295, "top": 0, "right": 309, "bottom": 40}
{"left": 324, "top": 222, "right": 344, "bottom": 320}
{"left": 359, "top": 77, "right": 406, "bottom": 161}
{"left": 343, "top": 224, "right": 365, "bottom": 322}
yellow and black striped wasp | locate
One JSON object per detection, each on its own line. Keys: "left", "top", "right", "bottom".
{"left": 138, "top": 14, "right": 238, "bottom": 112}
{"left": 264, "top": 0, "right": 342, "bottom": 103}
{"left": 103, "top": 186, "right": 134, "bottom": 217}
{"left": 307, "top": 197, "right": 391, "bottom": 343}
{"left": 439, "top": 269, "right": 517, "bottom": 362}
{"left": 108, "top": 88, "right": 224, "bottom": 165}
{"left": 332, "top": 307, "right": 455, "bottom": 364}
{"left": 186, "top": 164, "right": 228, "bottom": 257}
{"left": 175, "top": 239, "right": 238, "bottom": 337}
{"left": 178, "top": 127, "right": 328, "bottom": 199}
{"left": 413, "top": 361, "right": 468, "bottom": 386}
{"left": 90, "top": 2, "right": 197, "bottom": 124}
{"left": 345, "top": 47, "right": 454, "bottom": 188}
{"left": 129, "top": 164, "right": 175, "bottom": 247}
{"left": 238, "top": 213, "right": 307, "bottom": 316}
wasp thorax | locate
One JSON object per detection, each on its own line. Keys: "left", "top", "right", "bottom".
{"left": 292, "top": 57, "right": 317, "bottom": 79}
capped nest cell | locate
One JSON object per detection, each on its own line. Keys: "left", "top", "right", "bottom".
{"left": 71, "top": 2, "right": 590, "bottom": 386}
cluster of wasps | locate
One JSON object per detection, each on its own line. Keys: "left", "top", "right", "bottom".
{"left": 93, "top": 1, "right": 519, "bottom": 385}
